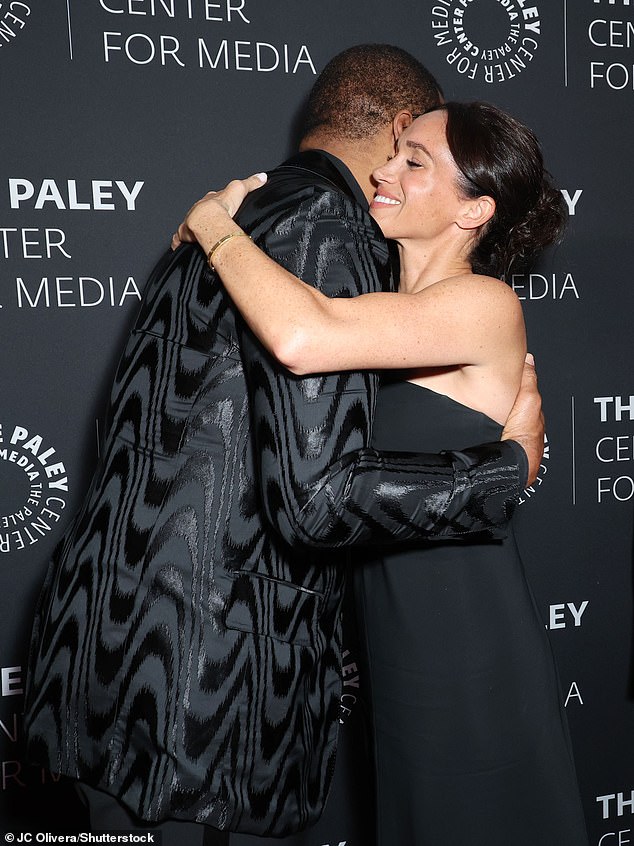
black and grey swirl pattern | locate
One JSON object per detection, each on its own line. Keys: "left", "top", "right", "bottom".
{"left": 24, "top": 152, "right": 522, "bottom": 837}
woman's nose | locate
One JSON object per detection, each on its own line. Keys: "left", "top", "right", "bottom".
{"left": 372, "top": 157, "right": 397, "bottom": 185}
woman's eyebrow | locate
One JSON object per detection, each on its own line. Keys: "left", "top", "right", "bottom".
{"left": 406, "top": 140, "right": 433, "bottom": 160}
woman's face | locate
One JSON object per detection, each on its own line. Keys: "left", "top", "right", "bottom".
{"left": 369, "top": 110, "right": 468, "bottom": 242}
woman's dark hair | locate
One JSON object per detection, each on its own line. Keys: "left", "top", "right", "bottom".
{"left": 439, "top": 101, "right": 567, "bottom": 281}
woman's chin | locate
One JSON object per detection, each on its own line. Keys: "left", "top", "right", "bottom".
{"left": 369, "top": 208, "right": 391, "bottom": 237}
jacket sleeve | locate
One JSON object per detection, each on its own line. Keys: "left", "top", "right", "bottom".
{"left": 236, "top": 185, "right": 526, "bottom": 549}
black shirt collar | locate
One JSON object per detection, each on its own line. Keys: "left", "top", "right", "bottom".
{"left": 280, "top": 149, "right": 369, "bottom": 210}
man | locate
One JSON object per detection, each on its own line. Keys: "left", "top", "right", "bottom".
{"left": 25, "top": 45, "right": 541, "bottom": 842}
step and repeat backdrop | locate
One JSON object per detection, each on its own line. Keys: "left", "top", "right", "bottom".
{"left": 0, "top": 1, "right": 633, "bottom": 844}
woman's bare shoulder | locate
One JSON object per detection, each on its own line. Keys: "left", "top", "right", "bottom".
{"left": 418, "top": 272, "right": 523, "bottom": 317}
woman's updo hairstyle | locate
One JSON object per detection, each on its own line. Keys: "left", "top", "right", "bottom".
{"left": 439, "top": 101, "right": 567, "bottom": 281}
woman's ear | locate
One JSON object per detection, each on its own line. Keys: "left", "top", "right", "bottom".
{"left": 457, "top": 195, "right": 496, "bottom": 230}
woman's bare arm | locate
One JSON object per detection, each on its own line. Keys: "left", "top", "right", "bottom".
{"left": 179, "top": 176, "right": 524, "bottom": 376}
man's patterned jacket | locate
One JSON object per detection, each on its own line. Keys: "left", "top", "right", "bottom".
{"left": 24, "top": 150, "right": 525, "bottom": 836}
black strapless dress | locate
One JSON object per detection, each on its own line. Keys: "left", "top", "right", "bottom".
{"left": 354, "top": 380, "right": 589, "bottom": 845}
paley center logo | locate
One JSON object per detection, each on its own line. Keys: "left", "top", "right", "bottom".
{"left": 0, "top": 422, "right": 69, "bottom": 554}
{"left": 339, "top": 648, "right": 362, "bottom": 726}
{"left": 518, "top": 433, "right": 549, "bottom": 505}
{"left": 0, "top": 2, "right": 32, "bottom": 52}
{"left": 431, "top": 0, "right": 541, "bottom": 83}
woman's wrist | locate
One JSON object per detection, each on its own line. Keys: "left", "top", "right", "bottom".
{"left": 188, "top": 199, "right": 238, "bottom": 252}
{"left": 207, "top": 231, "right": 250, "bottom": 270}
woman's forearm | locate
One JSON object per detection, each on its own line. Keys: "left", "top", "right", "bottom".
{"left": 181, "top": 181, "right": 525, "bottom": 377}
{"left": 186, "top": 195, "right": 332, "bottom": 372}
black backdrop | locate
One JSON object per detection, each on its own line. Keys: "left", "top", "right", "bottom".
{"left": 1, "top": 2, "right": 633, "bottom": 843}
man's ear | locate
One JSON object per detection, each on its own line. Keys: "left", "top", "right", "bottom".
{"left": 392, "top": 110, "right": 414, "bottom": 140}
{"left": 457, "top": 195, "right": 496, "bottom": 230}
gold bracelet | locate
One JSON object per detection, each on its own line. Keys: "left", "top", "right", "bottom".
{"left": 207, "top": 231, "right": 250, "bottom": 270}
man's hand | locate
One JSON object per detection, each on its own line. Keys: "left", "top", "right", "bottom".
{"left": 171, "top": 173, "right": 267, "bottom": 251}
{"left": 501, "top": 354, "right": 545, "bottom": 487}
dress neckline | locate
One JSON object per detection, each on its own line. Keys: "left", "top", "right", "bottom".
{"left": 387, "top": 379, "right": 503, "bottom": 430}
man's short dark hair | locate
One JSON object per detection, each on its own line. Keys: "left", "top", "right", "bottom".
{"left": 301, "top": 44, "right": 443, "bottom": 142}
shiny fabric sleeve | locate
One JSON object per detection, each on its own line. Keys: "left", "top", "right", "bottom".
{"left": 236, "top": 186, "right": 523, "bottom": 549}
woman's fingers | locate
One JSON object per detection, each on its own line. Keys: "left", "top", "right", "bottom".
{"left": 171, "top": 220, "right": 197, "bottom": 250}
{"left": 215, "top": 174, "right": 267, "bottom": 217}
{"left": 246, "top": 172, "right": 268, "bottom": 190}
{"left": 173, "top": 173, "right": 268, "bottom": 248}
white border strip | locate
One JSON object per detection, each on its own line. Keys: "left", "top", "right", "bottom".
{"left": 66, "top": 0, "right": 74, "bottom": 60}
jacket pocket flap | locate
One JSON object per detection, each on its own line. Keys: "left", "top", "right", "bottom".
{"left": 224, "top": 572, "right": 321, "bottom": 648}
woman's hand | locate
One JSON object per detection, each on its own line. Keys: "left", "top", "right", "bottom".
{"left": 171, "top": 173, "right": 267, "bottom": 250}
{"left": 501, "top": 354, "right": 545, "bottom": 487}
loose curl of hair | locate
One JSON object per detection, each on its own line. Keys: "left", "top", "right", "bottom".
{"left": 439, "top": 101, "right": 567, "bottom": 281}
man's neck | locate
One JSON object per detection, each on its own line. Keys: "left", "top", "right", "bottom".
{"left": 299, "top": 131, "right": 392, "bottom": 204}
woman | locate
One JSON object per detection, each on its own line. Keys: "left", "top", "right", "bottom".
{"left": 176, "top": 103, "right": 588, "bottom": 845}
